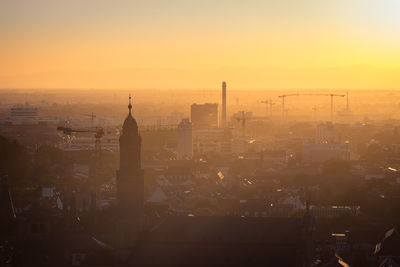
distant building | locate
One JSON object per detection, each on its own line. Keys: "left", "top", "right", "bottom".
{"left": 316, "top": 122, "right": 339, "bottom": 144}
{"left": 365, "top": 172, "right": 385, "bottom": 181}
{"left": 129, "top": 216, "right": 315, "bottom": 267}
{"left": 177, "top": 118, "right": 193, "bottom": 159}
{"left": 0, "top": 120, "right": 58, "bottom": 147}
{"left": 10, "top": 107, "right": 38, "bottom": 124}
{"left": 231, "top": 111, "right": 252, "bottom": 138}
{"left": 261, "top": 150, "right": 288, "bottom": 164}
{"left": 61, "top": 135, "right": 119, "bottom": 152}
{"left": 219, "top": 199, "right": 294, "bottom": 217}
{"left": 193, "top": 127, "right": 233, "bottom": 155}
{"left": 330, "top": 233, "right": 349, "bottom": 252}
{"left": 310, "top": 205, "right": 360, "bottom": 217}
{"left": 231, "top": 138, "right": 246, "bottom": 155}
{"left": 302, "top": 143, "right": 349, "bottom": 163}
{"left": 163, "top": 164, "right": 194, "bottom": 183}
{"left": 190, "top": 103, "right": 218, "bottom": 129}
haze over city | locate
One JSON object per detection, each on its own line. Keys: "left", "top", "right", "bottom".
{"left": 1, "top": 0, "right": 400, "bottom": 89}
{"left": 1, "top": 1, "right": 400, "bottom": 267}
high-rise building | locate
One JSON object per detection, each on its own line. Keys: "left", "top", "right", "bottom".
{"left": 116, "top": 95, "right": 144, "bottom": 260}
{"left": 177, "top": 118, "right": 193, "bottom": 159}
{"left": 222, "top": 81, "right": 227, "bottom": 128}
{"left": 190, "top": 103, "right": 218, "bottom": 129}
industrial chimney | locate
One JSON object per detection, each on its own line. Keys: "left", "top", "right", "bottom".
{"left": 222, "top": 81, "right": 226, "bottom": 128}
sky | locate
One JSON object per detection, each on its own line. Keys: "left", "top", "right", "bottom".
{"left": 1, "top": 0, "right": 400, "bottom": 89}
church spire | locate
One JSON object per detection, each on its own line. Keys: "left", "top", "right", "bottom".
{"left": 128, "top": 94, "right": 132, "bottom": 115}
{"left": 116, "top": 95, "right": 144, "bottom": 259}
{"left": 119, "top": 93, "right": 142, "bottom": 179}
{"left": 122, "top": 94, "right": 138, "bottom": 135}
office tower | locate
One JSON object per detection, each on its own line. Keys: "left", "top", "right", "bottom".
{"left": 177, "top": 118, "right": 193, "bottom": 159}
{"left": 190, "top": 103, "right": 218, "bottom": 129}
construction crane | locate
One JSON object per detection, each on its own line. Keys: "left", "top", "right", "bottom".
{"left": 236, "top": 111, "right": 247, "bottom": 138}
{"left": 278, "top": 93, "right": 345, "bottom": 121}
{"left": 312, "top": 105, "right": 321, "bottom": 121}
{"left": 83, "top": 113, "right": 96, "bottom": 127}
{"left": 278, "top": 94, "right": 300, "bottom": 119}
{"left": 57, "top": 126, "right": 104, "bottom": 154}
{"left": 57, "top": 126, "right": 104, "bottom": 213}
{"left": 261, "top": 100, "right": 275, "bottom": 116}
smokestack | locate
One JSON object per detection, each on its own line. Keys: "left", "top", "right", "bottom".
{"left": 222, "top": 81, "right": 226, "bottom": 128}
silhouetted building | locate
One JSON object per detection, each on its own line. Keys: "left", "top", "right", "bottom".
{"left": 190, "top": 103, "right": 218, "bottom": 129}
{"left": 177, "top": 118, "right": 193, "bottom": 159}
{"left": 302, "top": 143, "right": 349, "bottom": 163}
{"left": 129, "top": 216, "right": 315, "bottom": 267}
{"left": 193, "top": 127, "right": 233, "bottom": 155}
{"left": 116, "top": 95, "right": 144, "bottom": 261}
{"left": 375, "top": 225, "right": 400, "bottom": 266}
{"left": 316, "top": 122, "right": 339, "bottom": 144}
{"left": 10, "top": 107, "right": 38, "bottom": 124}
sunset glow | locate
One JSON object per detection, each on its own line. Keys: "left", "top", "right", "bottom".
{"left": 1, "top": 0, "right": 400, "bottom": 89}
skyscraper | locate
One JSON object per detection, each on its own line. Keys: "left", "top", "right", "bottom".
{"left": 222, "top": 81, "right": 227, "bottom": 128}
{"left": 177, "top": 118, "right": 193, "bottom": 159}
{"left": 116, "top": 95, "right": 144, "bottom": 260}
{"left": 190, "top": 103, "right": 218, "bottom": 129}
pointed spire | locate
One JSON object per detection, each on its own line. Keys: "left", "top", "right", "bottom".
{"left": 128, "top": 94, "right": 132, "bottom": 115}
{"left": 122, "top": 93, "right": 138, "bottom": 133}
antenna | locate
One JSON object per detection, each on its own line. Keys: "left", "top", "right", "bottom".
{"left": 128, "top": 94, "right": 132, "bottom": 114}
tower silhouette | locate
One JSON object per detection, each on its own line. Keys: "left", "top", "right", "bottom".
{"left": 116, "top": 95, "right": 144, "bottom": 261}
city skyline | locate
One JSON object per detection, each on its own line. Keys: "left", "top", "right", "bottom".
{"left": 2, "top": 2, "right": 400, "bottom": 266}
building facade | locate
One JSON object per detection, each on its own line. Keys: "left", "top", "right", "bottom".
{"left": 190, "top": 103, "right": 218, "bottom": 129}
{"left": 177, "top": 118, "right": 193, "bottom": 159}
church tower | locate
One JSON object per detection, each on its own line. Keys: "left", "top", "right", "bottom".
{"left": 116, "top": 95, "right": 144, "bottom": 261}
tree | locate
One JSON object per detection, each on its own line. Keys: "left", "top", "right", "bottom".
{"left": 32, "top": 144, "right": 66, "bottom": 185}
{"left": 0, "top": 136, "right": 32, "bottom": 186}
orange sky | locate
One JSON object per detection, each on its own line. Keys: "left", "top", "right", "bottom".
{"left": 1, "top": 0, "right": 400, "bottom": 89}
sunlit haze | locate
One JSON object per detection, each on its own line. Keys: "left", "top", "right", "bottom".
{"left": 1, "top": 0, "right": 400, "bottom": 89}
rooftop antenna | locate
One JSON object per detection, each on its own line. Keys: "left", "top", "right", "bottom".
{"left": 128, "top": 94, "right": 132, "bottom": 115}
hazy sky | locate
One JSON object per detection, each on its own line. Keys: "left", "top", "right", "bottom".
{"left": 1, "top": 0, "right": 400, "bottom": 89}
